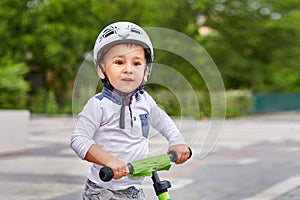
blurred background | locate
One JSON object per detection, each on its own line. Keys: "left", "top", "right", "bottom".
{"left": 1, "top": 1, "right": 300, "bottom": 199}
{"left": 1, "top": 0, "right": 300, "bottom": 118}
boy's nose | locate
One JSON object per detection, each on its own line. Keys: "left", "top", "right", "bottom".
{"left": 124, "top": 64, "right": 134, "bottom": 73}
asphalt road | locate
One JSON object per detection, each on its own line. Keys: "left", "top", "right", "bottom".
{"left": 0, "top": 112, "right": 299, "bottom": 200}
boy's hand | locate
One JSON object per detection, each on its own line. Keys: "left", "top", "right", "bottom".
{"left": 167, "top": 144, "right": 191, "bottom": 164}
{"left": 84, "top": 144, "right": 130, "bottom": 180}
{"left": 107, "top": 158, "right": 130, "bottom": 179}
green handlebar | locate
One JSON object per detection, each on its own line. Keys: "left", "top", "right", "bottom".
{"left": 99, "top": 147, "right": 192, "bottom": 182}
{"left": 100, "top": 151, "right": 175, "bottom": 181}
{"left": 129, "top": 154, "right": 171, "bottom": 178}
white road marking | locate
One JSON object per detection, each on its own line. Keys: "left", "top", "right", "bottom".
{"left": 201, "top": 158, "right": 259, "bottom": 165}
{"left": 237, "top": 158, "right": 259, "bottom": 165}
{"left": 241, "top": 174, "right": 300, "bottom": 200}
{"left": 287, "top": 147, "right": 300, "bottom": 152}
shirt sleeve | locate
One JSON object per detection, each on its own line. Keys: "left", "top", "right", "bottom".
{"left": 148, "top": 95, "right": 186, "bottom": 146}
{"left": 70, "top": 97, "right": 101, "bottom": 159}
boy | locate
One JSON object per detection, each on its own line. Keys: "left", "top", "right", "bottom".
{"left": 70, "top": 21, "right": 190, "bottom": 200}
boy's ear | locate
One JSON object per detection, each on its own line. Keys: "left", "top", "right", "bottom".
{"left": 143, "top": 66, "right": 149, "bottom": 82}
{"left": 97, "top": 64, "right": 106, "bottom": 79}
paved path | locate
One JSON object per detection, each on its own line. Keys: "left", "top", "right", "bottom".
{"left": 0, "top": 112, "right": 299, "bottom": 200}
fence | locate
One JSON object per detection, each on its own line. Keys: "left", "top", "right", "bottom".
{"left": 252, "top": 93, "right": 300, "bottom": 113}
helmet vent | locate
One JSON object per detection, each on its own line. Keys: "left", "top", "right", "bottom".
{"left": 131, "top": 27, "right": 141, "bottom": 34}
{"left": 102, "top": 28, "right": 115, "bottom": 38}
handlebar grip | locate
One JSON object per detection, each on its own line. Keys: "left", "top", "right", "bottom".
{"left": 99, "top": 164, "right": 134, "bottom": 182}
{"left": 188, "top": 147, "right": 192, "bottom": 159}
{"left": 168, "top": 150, "right": 178, "bottom": 162}
{"left": 168, "top": 147, "right": 192, "bottom": 162}
{"left": 99, "top": 166, "right": 114, "bottom": 182}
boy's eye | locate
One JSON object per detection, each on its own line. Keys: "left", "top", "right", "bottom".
{"left": 115, "top": 60, "right": 123, "bottom": 65}
{"left": 133, "top": 61, "right": 142, "bottom": 66}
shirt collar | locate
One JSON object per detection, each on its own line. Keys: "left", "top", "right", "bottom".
{"left": 102, "top": 87, "right": 141, "bottom": 105}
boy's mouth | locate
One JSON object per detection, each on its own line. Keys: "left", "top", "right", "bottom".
{"left": 121, "top": 78, "right": 134, "bottom": 82}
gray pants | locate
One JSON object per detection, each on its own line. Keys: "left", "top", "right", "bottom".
{"left": 82, "top": 179, "right": 146, "bottom": 200}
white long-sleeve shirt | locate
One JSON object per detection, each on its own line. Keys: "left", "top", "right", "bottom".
{"left": 70, "top": 87, "right": 186, "bottom": 190}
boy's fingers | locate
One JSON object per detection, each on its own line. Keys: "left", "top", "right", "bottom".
{"left": 175, "top": 147, "right": 190, "bottom": 164}
{"left": 113, "top": 166, "right": 129, "bottom": 179}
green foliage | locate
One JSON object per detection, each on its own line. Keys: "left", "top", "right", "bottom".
{"left": 226, "top": 90, "right": 253, "bottom": 117}
{"left": 29, "top": 88, "right": 47, "bottom": 113}
{"left": 0, "top": 0, "right": 97, "bottom": 108}
{"left": 150, "top": 89, "right": 252, "bottom": 119}
{"left": 45, "top": 90, "right": 59, "bottom": 115}
{"left": 192, "top": 0, "right": 300, "bottom": 93}
{"left": 0, "top": 55, "right": 30, "bottom": 109}
{"left": 150, "top": 90, "right": 181, "bottom": 116}
{"left": 30, "top": 88, "right": 59, "bottom": 115}
{"left": 0, "top": 0, "right": 197, "bottom": 112}
{"left": 0, "top": 0, "right": 299, "bottom": 116}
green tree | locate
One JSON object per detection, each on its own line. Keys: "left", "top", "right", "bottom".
{"left": 0, "top": 55, "right": 30, "bottom": 109}
{"left": 192, "top": 0, "right": 300, "bottom": 93}
{"left": 0, "top": 0, "right": 199, "bottom": 112}
{"left": 0, "top": 0, "right": 99, "bottom": 110}
{"left": 5, "top": 0, "right": 300, "bottom": 114}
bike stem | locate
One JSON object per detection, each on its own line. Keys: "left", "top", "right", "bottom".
{"left": 151, "top": 169, "right": 172, "bottom": 200}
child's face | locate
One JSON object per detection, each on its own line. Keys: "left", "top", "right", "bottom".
{"left": 99, "top": 44, "right": 148, "bottom": 93}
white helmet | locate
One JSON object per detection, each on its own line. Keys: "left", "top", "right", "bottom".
{"left": 93, "top": 21, "right": 154, "bottom": 77}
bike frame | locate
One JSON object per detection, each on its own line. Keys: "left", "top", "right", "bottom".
{"left": 151, "top": 169, "right": 172, "bottom": 200}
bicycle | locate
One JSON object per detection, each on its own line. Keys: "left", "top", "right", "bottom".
{"left": 99, "top": 147, "right": 192, "bottom": 200}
